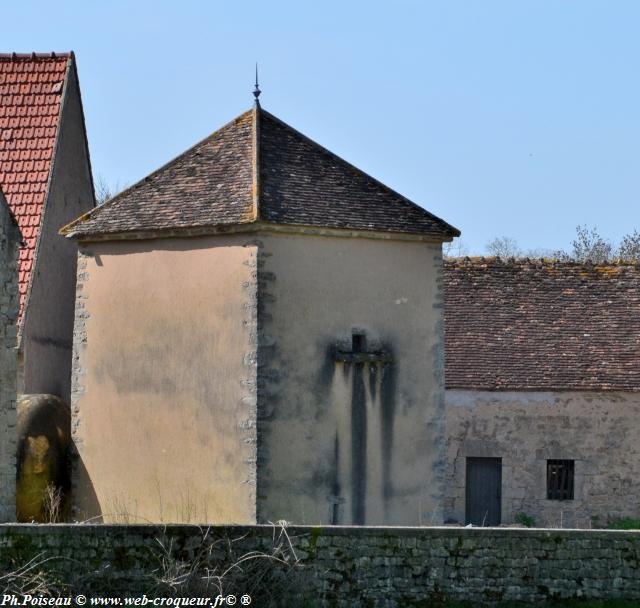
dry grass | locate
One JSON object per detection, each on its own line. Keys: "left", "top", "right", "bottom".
{"left": 0, "top": 522, "right": 303, "bottom": 600}
{"left": 151, "top": 522, "right": 303, "bottom": 599}
{"left": 42, "top": 484, "right": 63, "bottom": 524}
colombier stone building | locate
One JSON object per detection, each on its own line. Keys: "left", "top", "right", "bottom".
{"left": 0, "top": 52, "right": 95, "bottom": 404}
{"left": 62, "top": 105, "right": 459, "bottom": 525}
{"left": 444, "top": 257, "right": 640, "bottom": 528}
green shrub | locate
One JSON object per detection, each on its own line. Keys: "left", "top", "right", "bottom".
{"left": 607, "top": 517, "right": 640, "bottom": 530}
{"left": 514, "top": 512, "right": 536, "bottom": 528}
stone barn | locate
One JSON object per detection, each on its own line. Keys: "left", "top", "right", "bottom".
{"left": 444, "top": 257, "right": 640, "bottom": 528}
{"left": 62, "top": 104, "right": 459, "bottom": 525}
{"left": 0, "top": 52, "right": 95, "bottom": 404}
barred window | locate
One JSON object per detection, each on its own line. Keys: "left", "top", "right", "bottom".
{"left": 547, "top": 459, "right": 574, "bottom": 500}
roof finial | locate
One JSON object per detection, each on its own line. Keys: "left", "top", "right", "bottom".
{"left": 253, "top": 63, "right": 261, "bottom": 107}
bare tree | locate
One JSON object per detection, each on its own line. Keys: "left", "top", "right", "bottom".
{"left": 443, "top": 237, "right": 469, "bottom": 259}
{"left": 486, "top": 236, "right": 521, "bottom": 258}
{"left": 572, "top": 225, "right": 613, "bottom": 262}
{"left": 94, "top": 174, "right": 126, "bottom": 206}
{"left": 554, "top": 225, "right": 613, "bottom": 263}
{"left": 482, "top": 225, "right": 640, "bottom": 263}
{"left": 618, "top": 229, "right": 640, "bottom": 261}
{"left": 523, "top": 247, "right": 553, "bottom": 259}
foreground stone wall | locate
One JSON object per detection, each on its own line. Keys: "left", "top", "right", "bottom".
{"left": 446, "top": 390, "right": 640, "bottom": 528}
{"left": 0, "top": 195, "right": 20, "bottom": 521}
{"left": 0, "top": 525, "right": 639, "bottom": 605}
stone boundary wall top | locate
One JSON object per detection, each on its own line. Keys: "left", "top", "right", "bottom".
{"left": 0, "top": 525, "right": 639, "bottom": 605}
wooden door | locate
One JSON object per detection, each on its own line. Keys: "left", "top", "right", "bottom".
{"left": 465, "top": 457, "right": 502, "bottom": 526}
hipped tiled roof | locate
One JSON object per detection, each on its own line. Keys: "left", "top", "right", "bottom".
{"left": 0, "top": 52, "right": 71, "bottom": 316}
{"left": 64, "top": 107, "right": 459, "bottom": 239}
{"left": 444, "top": 258, "right": 640, "bottom": 391}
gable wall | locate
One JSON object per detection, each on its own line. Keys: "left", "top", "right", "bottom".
{"left": 445, "top": 389, "right": 640, "bottom": 528}
{"left": 256, "top": 232, "right": 446, "bottom": 525}
{"left": 21, "top": 63, "right": 94, "bottom": 402}
{"left": 0, "top": 200, "right": 20, "bottom": 521}
{"left": 71, "top": 235, "right": 258, "bottom": 523}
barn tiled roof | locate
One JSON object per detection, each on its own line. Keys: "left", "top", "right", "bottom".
{"left": 63, "top": 107, "right": 459, "bottom": 239}
{"left": 444, "top": 258, "right": 640, "bottom": 391}
{"left": 0, "top": 52, "right": 72, "bottom": 316}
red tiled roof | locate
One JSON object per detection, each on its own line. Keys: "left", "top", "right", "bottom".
{"left": 0, "top": 52, "right": 71, "bottom": 318}
{"left": 444, "top": 258, "right": 640, "bottom": 391}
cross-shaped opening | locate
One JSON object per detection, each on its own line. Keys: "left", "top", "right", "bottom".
{"left": 334, "top": 330, "right": 391, "bottom": 363}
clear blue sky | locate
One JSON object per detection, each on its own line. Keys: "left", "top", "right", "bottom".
{"left": 5, "top": 1, "right": 640, "bottom": 254}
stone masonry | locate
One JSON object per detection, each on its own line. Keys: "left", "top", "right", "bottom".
{"left": 446, "top": 390, "right": 640, "bottom": 528}
{"left": 0, "top": 525, "right": 639, "bottom": 605}
{"left": 0, "top": 193, "right": 20, "bottom": 521}
{"left": 68, "top": 250, "right": 89, "bottom": 518}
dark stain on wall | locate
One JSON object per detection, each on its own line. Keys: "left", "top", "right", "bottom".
{"left": 331, "top": 432, "right": 341, "bottom": 525}
{"left": 92, "top": 319, "right": 224, "bottom": 406}
{"left": 380, "top": 348, "right": 397, "bottom": 505}
{"left": 368, "top": 363, "right": 378, "bottom": 402}
{"left": 313, "top": 344, "right": 336, "bottom": 412}
{"left": 314, "top": 334, "right": 396, "bottom": 525}
{"left": 342, "top": 360, "right": 351, "bottom": 380}
{"left": 351, "top": 360, "right": 367, "bottom": 525}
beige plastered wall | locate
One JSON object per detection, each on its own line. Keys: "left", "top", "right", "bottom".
{"left": 256, "top": 232, "right": 446, "bottom": 526}
{"left": 445, "top": 390, "right": 640, "bottom": 528}
{"left": 21, "top": 63, "right": 95, "bottom": 403}
{"left": 71, "top": 235, "right": 258, "bottom": 523}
